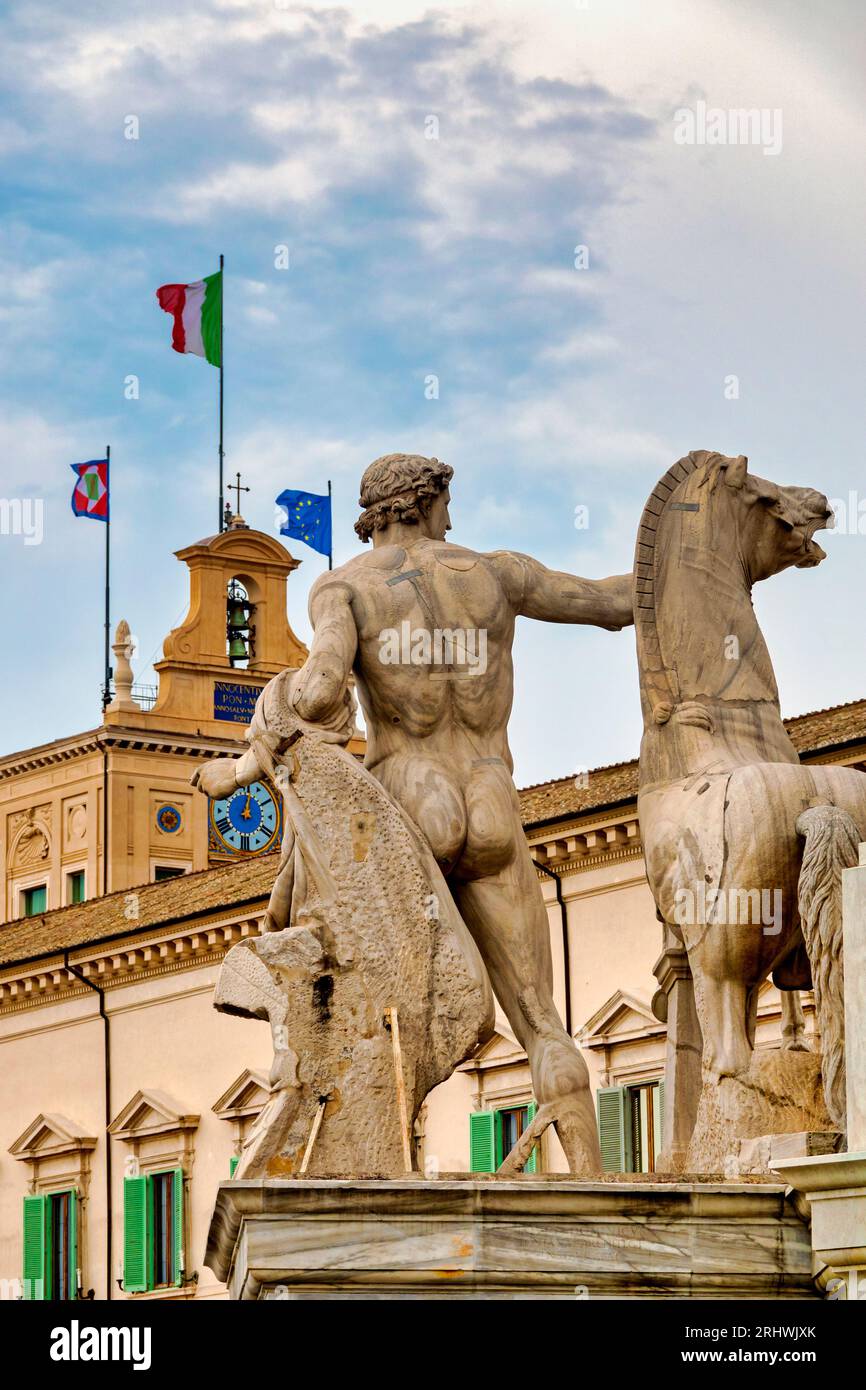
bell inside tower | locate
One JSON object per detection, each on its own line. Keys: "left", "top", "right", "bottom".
{"left": 226, "top": 578, "right": 255, "bottom": 668}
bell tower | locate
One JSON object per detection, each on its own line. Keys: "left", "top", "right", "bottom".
{"left": 108, "top": 519, "right": 309, "bottom": 740}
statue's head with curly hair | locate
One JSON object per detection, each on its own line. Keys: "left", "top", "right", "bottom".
{"left": 355, "top": 453, "right": 453, "bottom": 543}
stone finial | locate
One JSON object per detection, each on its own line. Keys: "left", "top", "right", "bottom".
{"left": 106, "top": 619, "right": 140, "bottom": 713}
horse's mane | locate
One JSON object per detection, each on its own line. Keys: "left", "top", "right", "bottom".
{"left": 635, "top": 450, "right": 719, "bottom": 724}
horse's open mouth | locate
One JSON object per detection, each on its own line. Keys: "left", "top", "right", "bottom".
{"left": 795, "top": 519, "right": 830, "bottom": 567}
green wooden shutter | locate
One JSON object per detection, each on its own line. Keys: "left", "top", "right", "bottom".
{"left": 596, "top": 1086, "right": 627, "bottom": 1173}
{"left": 68, "top": 1190, "right": 79, "bottom": 1299}
{"left": 172, "top": 1168, "right": 185, "bottom": 1288}
{"left": 469, "top": 1110, "right": 496, "bottom": 1173}
{"left": 652, "top": 1080, "right": 665, "bottom": 1164}
{"left": 23, "top": 1194, "right": 47, "bottom": 1300}
{"left": 525, "top": 1101, "right": 538, "bottom": 1174}
{"left": 229, "top": 1156, "right": 240, "bottom": 1178}
{"left": 123, "top": 1175, "right": 149, "bottom": 1293}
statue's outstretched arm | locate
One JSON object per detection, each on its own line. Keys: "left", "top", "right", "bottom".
{"left": 191, "top": 581, "right": 359, "bottom": 800}
{"left": 488, "top": 550, "right": 634, "bottom": 630}
{"left": 292, "top": 577, "right": 359, "bottom": 724}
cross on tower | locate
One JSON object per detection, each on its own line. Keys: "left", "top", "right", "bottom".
{"left": 228, "top": 472, "right": 250, "bottom": 516}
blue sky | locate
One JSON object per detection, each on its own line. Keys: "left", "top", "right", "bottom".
{"left": 3, "top": 0, "right": 864, "bottom": 783}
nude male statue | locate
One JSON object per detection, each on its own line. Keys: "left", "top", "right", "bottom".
{"left": 196, "top": 455, "right": 633, "bottom": 1173}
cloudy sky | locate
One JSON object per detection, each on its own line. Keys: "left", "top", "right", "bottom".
{"left": 3, "top": 0, "right": 864, "bottom": 784}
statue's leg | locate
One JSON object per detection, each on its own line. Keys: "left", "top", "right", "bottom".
{"left": 692, "top": 967, "right": 752, "bottom": 1078}
{"left": 452, "top": 842, "right": 602, "bottom": 1176}
{"left": 780, "top": 989, "right": 810, "bottom": 1050}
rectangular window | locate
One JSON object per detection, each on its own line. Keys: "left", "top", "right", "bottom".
{"left": 469, "top": 1101, "right": 537, "bottom": 1174}
{"left": 67, "top": 870, "right": 86, "bottom": 905}
{"left": 497, "top": 1106, "right": 528, "bottom": 1164}
{"left": 22, "top": 884, "right": 47, "bottom": 917}
{"left": 151, "top": 1171, "right": 176, "bottom": 1287}
{"left": 49, "top": 1192, "right": 73, "bottom": 1300}
{"left": 123, "top": 1170, "right": 184, "bottom": 1293}
{"left": 22, "top": 1191, "right": 78, "bottom": 1300}
{"left": 153, "top": 865, "right": 185, "bottom": 882}
{"left": 597, "top": 1080, "right": 664, "bottom": 1174}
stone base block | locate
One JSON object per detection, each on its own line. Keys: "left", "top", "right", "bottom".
{"left": 688, "top": 1050, "right": 832, "bottom": 1173}
{"left": 206, "top": 1176, "right": 817, "bottom": 1300}
{"left": 737, "top": 1130, "right": 842, "bottom": 1176}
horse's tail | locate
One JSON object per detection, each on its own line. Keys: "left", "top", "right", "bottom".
{"left": 796, "top": 804, "right": 860, "bottom": 1132}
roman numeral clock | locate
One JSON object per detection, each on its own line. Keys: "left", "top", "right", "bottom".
{"left": 208, "top": 778, "right": 283, "bottom": 860}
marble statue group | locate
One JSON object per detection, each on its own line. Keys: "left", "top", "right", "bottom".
{"left": 192, "top": 450, "right": 866, "bottom": 1179}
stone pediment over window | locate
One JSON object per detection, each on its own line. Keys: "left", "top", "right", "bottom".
{"left": 213, "top": 1070, "right": 272, "bottom": 1158}
{"left": 578, "top": 991, "right": 665, "bottom": 1050}
{"left": 109, "top": 1090, "right": 199, "bottom": 1175}
{"left": 109, "top": 1089, "right": 198, "bottom": 1145}
{"left": 108, "top": 1089, "right": 199, "bottom": 1142}
{"left": 212, "top": 1070, "right": 271, "bottom": 1121}
{"left": 9, "top": 1113, "right": 97, "bottom": 1196}
{"left": 457, "top": 1032, "right": 526, "bottom": 1081}
{"left": 10, "top": 1113, "right": 97, "bottom": 1162}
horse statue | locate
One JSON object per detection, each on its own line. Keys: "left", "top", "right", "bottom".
{"left": 635, "top": 450, "right": 866, "bottom": 1170}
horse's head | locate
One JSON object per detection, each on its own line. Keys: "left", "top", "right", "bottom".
{"left": 635, "top": 450, "right": 837, "bottom": 771}
{"left": 699, "top": 453, "right": 833, "bottom": 583}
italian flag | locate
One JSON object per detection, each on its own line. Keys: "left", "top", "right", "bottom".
{"left": 156, "top": 271, "right": 222, "bottom": 366}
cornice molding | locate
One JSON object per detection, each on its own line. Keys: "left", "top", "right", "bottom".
{"left": 529, "top": 813, "right": 642, "bottom": 868}
{"left": 0, "top": 727, "right": 249, "bottom": 781}
{"left": 0, "top": 914, "right": 264, "bottom": 1015}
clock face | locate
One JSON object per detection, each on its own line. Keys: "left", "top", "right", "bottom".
{"left": 209, "top": 779, "right": 281, "bottom": 857}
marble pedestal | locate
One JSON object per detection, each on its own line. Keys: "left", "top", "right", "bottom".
{"left": 773, "top": 1153, "right": 866, "bottom": 1299}
{"left": 772, "top": 848, "right": 866, "bottom": 1299}
{"left": 205, "top": 1177, "right": 816, "bottom": 1300}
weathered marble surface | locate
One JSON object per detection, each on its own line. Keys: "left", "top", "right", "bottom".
{"left": 688, "top": 1050, "right": 832, "bottom": 1172}
{"left": 738, "top": 1129, "right": 841, "bottom": 1176}
{"left": 842, "top": 847, "right": 866, "bottom": 1151}
{"left": 209, "top": 691, "right": 494, "bottom": 1179}
{"left": 206, "top": 1178, "right": 816, "bottom": 1300}
{"left": 635, "top": 451, "right": 866, "bottom": 1169}
{"left": 773, "top": 853, "right": 866, "bottom": 1299}
{"left": 774, "top": 1152, "right": 866, "bottom": 1299}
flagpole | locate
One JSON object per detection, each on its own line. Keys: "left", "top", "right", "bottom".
{"left": 328, "top": 478, "right": 333, "bottom": 570}
{"left": 103, "top": 444, "right": 111, "bottom": 709}
{"left": 218, "top": 253, "right": 225, "bottom": 532}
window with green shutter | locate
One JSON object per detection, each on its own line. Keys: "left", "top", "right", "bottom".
{"left": 596, "top": 1086, "right": 628, "bottom": 1172}
{"left": 229, "top": 1156, "right": 240, "bottom": 1178}
{"left": 123, "top": 1175, "right": 148, "bottom": 1293}
{"left": 172, "top": 1166, "right": 185, "bottom": 1287}
{"left": 470, "top": 1101, "right": 539, "bottom": 1173}
{"left": 123, "top": 1169, "right": 185, "bottom": 1292}
{"left": 67, "top": 870, "right": 86, "bottom": 905}
{"left": 23, "top": 1194, "right": 46, "bottom": 1300}
{"left": 22, "top": 884, "right": 47, "bottom": 917}
{"left": 525, "top": 1100, "right": 537, "bottom": 1175}
{"left": 23, "top": 1190, "right": 78, "bottom": 1300}
{"left": 469, "top": 1110, "right": 496, "bottom": 1173}
{"left": 598, "top": 1080, "right": 665, "bottom": 1174}
{"left": 652, "top": 1080, "right": 665, "bottom": 1165}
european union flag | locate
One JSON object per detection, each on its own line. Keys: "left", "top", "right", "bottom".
{"left": 276, "top": 488, "right": 332, "bottom": 559}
